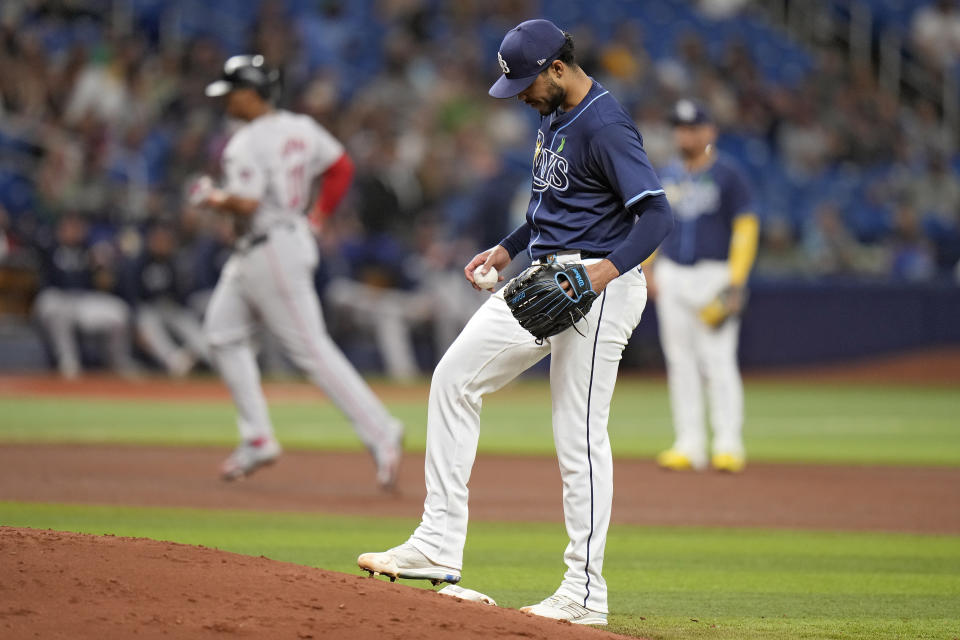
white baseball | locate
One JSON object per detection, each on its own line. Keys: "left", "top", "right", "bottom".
{"left": 473, "top": 265, "right": 498, "bottom": 289}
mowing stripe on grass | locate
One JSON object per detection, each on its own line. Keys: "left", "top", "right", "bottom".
{"left": 1, "top": 379, "right": 958, "bottom": 465}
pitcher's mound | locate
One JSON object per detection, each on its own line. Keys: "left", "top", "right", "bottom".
{"left": 0, "top": 527, "right": 631, "bottom": 639}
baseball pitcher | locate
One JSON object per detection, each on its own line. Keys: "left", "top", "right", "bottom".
{"left": 194, "top": 55, "right": 403, "bottom": 488}
{"left": 358, "top": 21, "right": 674, "bottom": 625}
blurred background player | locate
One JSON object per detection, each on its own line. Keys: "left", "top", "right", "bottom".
{"left": 193, "top": 54, "right": 403, "bottom": 487}
{"left": 647, "top": 100, "right": 759, "bottom": 473}
{"left": 121, "top": 220, "right": 211, "bottom": 377}
{"left": 33, "top": 214, "right": 137, "bottom": 379}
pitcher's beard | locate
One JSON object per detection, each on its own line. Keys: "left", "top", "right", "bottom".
{"left": 541, "top": 78, "right": 565, "bottom": 115}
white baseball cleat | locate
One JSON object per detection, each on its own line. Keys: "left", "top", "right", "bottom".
{"left": 357, "top": 543, "right": 461, "bottom": 586}
{"left": 220, "top": 437, "right": 282, "bottom": 481}
{"left": 520, "top": 594, "right": 608, "bottom": 625}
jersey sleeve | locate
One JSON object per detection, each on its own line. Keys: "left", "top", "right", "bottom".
{"left": 310, "top": 119, "right": 346, "bottom": 175}
{"left": 589, "top": 122, "right": 665, "bottom": 208}
{"left": 221, "top": 134, "right": 266, "bottom": 201}
{"left": 725, "top": 164, "right": 754, "bottom": 220}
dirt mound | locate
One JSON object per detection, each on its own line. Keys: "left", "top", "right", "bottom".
{"left": 0, "top": 527, "right": 631, "bottom": 640}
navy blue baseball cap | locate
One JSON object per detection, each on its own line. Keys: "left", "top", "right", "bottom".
{"left": 669, "top": 99, "right": 712, "bottom": 126}
{"left": 489, "top": 19, "right": 567, "bottom": 99}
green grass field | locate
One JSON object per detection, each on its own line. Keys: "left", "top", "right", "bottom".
{"left": 1, "top": 379, "right": 958, "bottom": 465}
{"left": 1, "top": 377, "right": 958, "bottom": 639}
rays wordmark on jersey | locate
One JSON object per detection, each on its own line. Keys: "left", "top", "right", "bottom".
{"left": 532, "top": 130, "right": 570, "bottom": 193}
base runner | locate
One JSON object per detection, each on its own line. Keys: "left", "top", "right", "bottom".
{"left": 195, "top": 55, "right": 403, "bottom": 488}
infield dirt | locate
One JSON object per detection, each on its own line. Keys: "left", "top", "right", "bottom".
{"left": 2, "top": 444, "right": 959, "bottom": 534}
{"left": 0, "top": 527, "right": 634, "bottom": 640}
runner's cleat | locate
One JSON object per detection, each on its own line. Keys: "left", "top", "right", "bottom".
{"left": 220, "top": 437, "right": 281, "bottom": 481}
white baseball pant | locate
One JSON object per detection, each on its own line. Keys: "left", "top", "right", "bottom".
{"left": 203, "top": 219, "right": 399, "bottom": 449}
{"left": 325, "top": 271, "right": 484, "bottom": 381}
{"left": 407, "top": 259, "right": 647, "bottom": 614}
{"left": 325, "top": 278, "right": 429, "bottom": 382}
{"left": 655, "top": 256, "right": 744, "bottom": 466}
{"left": 34, "top": 288, "right": 135, "bottom": 377}
{"left": 135, "top": 300, "right": 211, "bottom": 373}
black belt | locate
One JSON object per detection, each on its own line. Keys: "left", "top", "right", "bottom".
{"left": 539, "top": 249, "right": 609, "bottom": 262}
{"left": 234, "top": 233, "right": 268, "bottom": 254}
{"left": 235, "top": 222, "right": 295, "bottom": 253}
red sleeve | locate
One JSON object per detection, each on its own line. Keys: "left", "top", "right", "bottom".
{"left": 309, "top": 152, "right": 354, "bottom": 226}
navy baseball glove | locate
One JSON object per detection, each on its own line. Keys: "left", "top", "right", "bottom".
{"left": 504, "top": 262, "right": 598, "bottom": 340}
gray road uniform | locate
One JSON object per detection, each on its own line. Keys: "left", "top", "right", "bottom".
{"left": 203, "top": 109, "right": 403, "bottom": 484}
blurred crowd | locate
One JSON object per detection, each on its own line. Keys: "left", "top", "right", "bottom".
{"left": 911, "top": 0, "right": 960, "bottom": 74}
{"left": 1, "top": 0, "right": 959, "bottom": 377}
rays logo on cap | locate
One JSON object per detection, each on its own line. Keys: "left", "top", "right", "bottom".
{"left": 489, "top": 19, "right": 566, "bottom": 99}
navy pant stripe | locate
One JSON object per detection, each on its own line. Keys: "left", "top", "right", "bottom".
{"left": 583, "top": 291, "right": 606, "bottom": 607}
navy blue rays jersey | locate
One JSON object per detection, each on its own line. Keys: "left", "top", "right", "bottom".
{"left": 525, "top": 81, "right": 664, "bottom": 260}
{"left": 658, "top": 152, "right": 752, "bottom": 265}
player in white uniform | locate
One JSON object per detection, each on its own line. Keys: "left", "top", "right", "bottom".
{"left": 648, "top": 100, "right": 759, "bottom": 473}
{"left": 194, "top": 55, "right": 403, "bottom": 487}
{"left": 358, "top": 21, "right": 674, "bottom": 625}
